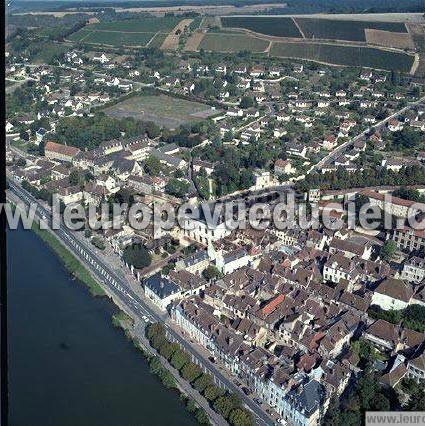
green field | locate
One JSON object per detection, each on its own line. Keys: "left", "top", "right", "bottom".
{"left": 270, "top": 42, "right": 414, "bottom": 72}
{"left": 148, "top": 32, "right": 168, "bottom": 48}
{"left": 86, "top": 16, "right": 183, "bottom": 32}
{"left": 295, "top": 18, "right": 408, "bottom": 42}
{"left": 69, "top": 29, "right": 155, "bottom": 46}
{"left": 221, "top": 16, "right": 302, "bottom": 38}
{"left": 200, "top": 32, "right": 269, "bottom": 52}
{"left": 67, "top": 16, "right": 185, "bottom": 47}
{"left": 104, "top": 93, "right": 218, "bottom": 129}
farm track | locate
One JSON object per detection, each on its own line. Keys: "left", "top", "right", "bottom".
{"left": 79, "top": 31, "right": 94, "bottom": 42}
{"left": 291, "top": 17, "right": 306, "bottom": 39}
{"left": 145, "top": 31, "right": 160, "bottom": 48}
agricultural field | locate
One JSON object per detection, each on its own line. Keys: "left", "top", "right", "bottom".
{"left": 148, "top": 33, "right": 168, "bottom": 48}
{"left": 104, "top": 93, "right": 218, "bottom": 129}
{"left": 270, "top": 42, "right": 414, "bottom": 72}
{"left": 69, "top": 29, "right": 155, "bottom": 46}
{"left": 67, "top": 16, "right": 192, "bottom": 47}
{"left": 199, "top": 32, "right": 270, "bottom": 53}
{"left": 221, "top": 16, "right": 302, "bottom": 38}
{"left": 160, "top": 18, "right": 194, "bottom": 50}
{"left": 185, "top": 31, "right": 206, "bottom": 51}
{"left": 294, "top": 18, "right": 408, "bottom": 42}
{"left": 365, "top": 29, "right": 415, "bottom": 50}
{"left": 84, "top": 16, "right": 183, "bottom": 32}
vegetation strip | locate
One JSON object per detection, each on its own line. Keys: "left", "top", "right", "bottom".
{"left": 146, "top": 323, "right": 255, "bottom": 426}
{"left": 112, "top": 314, "right": 211, "bottom": 425}
{"left": 31, "top": 220, "right": 105, "bottom": 296}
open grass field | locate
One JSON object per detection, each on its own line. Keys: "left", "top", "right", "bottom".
{"left": 148, "top": 32, "right": 168, "bottom": 48}
{"left": 199, "top": 32, "right": 270, "bottom": 52}
{"left": 221, "top": 16, "right": 302, "bottom": 38}
{"left": 67, "top": 16, "right": 186, "bottom": 47}
{"left": 85, "top": 16, "right": 183, "bottom": 32}
{"left": 104, "top": 93, "right": 217, "bottom": 129}
{"left": 294, "top": 18, "right": 407, "bottom": 42}
{"left": 270, "top": 41, "right": 414, "bottom": 72}
{"left": 69, "top": 29, "right": 156, "bottom": 46}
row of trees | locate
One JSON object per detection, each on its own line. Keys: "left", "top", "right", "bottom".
{"left": 296, "top": 166, "right": 425, "bottom": 192}
{"left": 21, "top": 180, "right": 53, "bottom": 204}
{"left": 53, "top": 113, "right": 160, "bottom": 150}
{"left": 325, "top": 365, "right": 425, "bottom": 426}
{"left": 146, "top": 323, "right": 254, "bottom": 426}
{"left": 368, "top": 304, "right": 425, "bottom": 333}
{"left": 324, "top": 368, "right": 396, "bottom": 426}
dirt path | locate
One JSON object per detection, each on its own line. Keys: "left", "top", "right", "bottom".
{"left": 160, "top": 18, "right": 193, "bottom": 51}
{"left": 291, "top": 17, "right": 306, "bottom": 38}
{"left": 145, "top": 31, "right": 160, "bottom": 47}
{"left": 410, "top": 53, "right": 421, "bottom": 75}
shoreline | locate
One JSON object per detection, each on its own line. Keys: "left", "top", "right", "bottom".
{"left": 30, "top": 221, "right": 106, "bottom": 297}
{"left": 7, "top": 196, "right": 219, "bottom": 425}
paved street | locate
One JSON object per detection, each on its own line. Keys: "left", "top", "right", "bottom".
{"left": 6, "top": 179, "right": 274, "bottom": 426}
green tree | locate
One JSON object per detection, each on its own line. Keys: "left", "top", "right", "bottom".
{"left": 186, "top": 399, "right": 198, "bottom": 414}
{"left": 193, "top": 373, "right": 213, "bottom": 393}
{"left": 203, "top": 385, "right": 224, "bottom": 402}
{"left": 144, "top": 155, "right": 162, "bottom": 176}
{"left": 358, "top": 371, "right": 381, "bottom": 410}
{"left": 323, "top": 396, "right": 341, "bottom": 426}
{"left": 146, "top": 322, "right": 165, "bottom": 341}
{"left": 122, "top": 243, "right": 152, "bottom": 269}
{"left": 202, "top": 266, "right": 222, "bottom": 281}
{"left": 380, "top": 240, "right": 397, "bottom": 262}
{"left": 181, "top": 362, "right": 202, "bottom": 383}
{"left": 69, "top": 170, "right": 80, "bottom": 186}
{"left": 195, "top": 408, "right": 210, "bottom": 425}
{"left": 170, "top": 348, "right": 190, "bottom": 371}
{"left": 229, "top": 408, "right": 254, "bottom": 426}
{"left": 239, "top": 96, "right": 254, "bottom": 109}
{"left": 159, "top": 340, "right": 177, "bottom": 360}
{"left": 165, "top": 178, "right": 189, "bottom": 198}
{"left": 213, "top": 396, "right": 234, "bottom": 419}
{"left": 151, "top": 333, "right": 167, "bottom": 351}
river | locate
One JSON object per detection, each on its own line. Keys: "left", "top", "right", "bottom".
{"left": 7, "top": 226, "right": 197, "bottom": 426}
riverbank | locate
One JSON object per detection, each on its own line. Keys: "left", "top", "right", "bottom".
{"left": 7, "top": 195, "right": 216, "bottom": 425}
{"left": 31, "top": 221, "right": 106, "bottom": 297}
{"left": 8, "top": 226, "right": 198, "bottom": 426}
{"left": 8, "top": 197, "right": 105, "bottom": 296}
{"left": 112, "top": 312, "right": 213, "bottom": 425}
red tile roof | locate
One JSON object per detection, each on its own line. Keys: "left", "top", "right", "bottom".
{"left": 262, "top": 293, "right": 285, "bottom": 316}
{"left": 45, "top": 141, "right": 80, "bottom": 158}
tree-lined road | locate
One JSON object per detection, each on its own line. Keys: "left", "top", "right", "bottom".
{"left": 6, "top": 179, "right": 274, "bottom": 426}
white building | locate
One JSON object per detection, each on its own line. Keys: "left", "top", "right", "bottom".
{"left": 371, "top": 278, "right": 413, "bottom": 311}
{"left": 143, "top": 274, "right": 181, "bottom": 311}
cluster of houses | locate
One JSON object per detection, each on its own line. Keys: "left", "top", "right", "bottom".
{"left": 6, "top": 44, "right": 425, "bottom": 425}
{"left": 8, "top": 135, "right": 194, "bottom": 206}
{"left": 103, "top": 186, "right": 425, "bottom": 425}
{"left": 159, "top": 60, "right": 422, "bottom": 178}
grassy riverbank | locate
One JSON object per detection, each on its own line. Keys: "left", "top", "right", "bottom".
{"left": 31, "top": 221, "right": 105, "bottom": 297}
{"left": 112, "top": 311, "right": 210, "bottom": 425}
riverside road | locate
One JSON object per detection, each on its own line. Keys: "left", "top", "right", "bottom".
{"left": 6, "top": 179, "right": 274, "bottom": 426}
